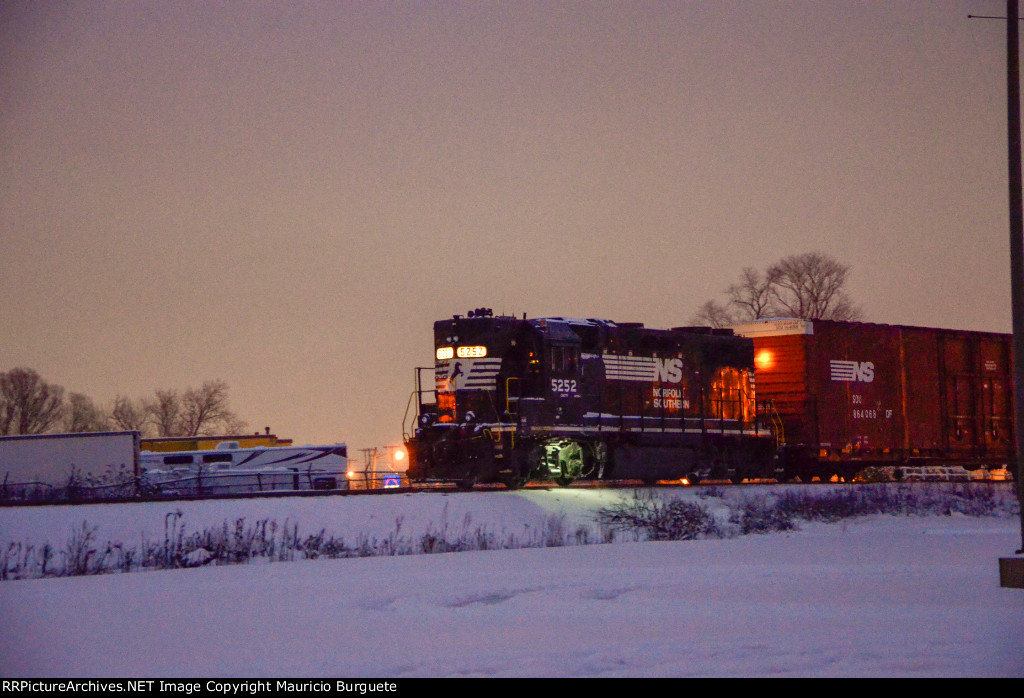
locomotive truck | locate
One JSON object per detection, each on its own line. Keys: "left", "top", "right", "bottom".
{"left": 404, "top": 309, "right": 778, "bottom": 488}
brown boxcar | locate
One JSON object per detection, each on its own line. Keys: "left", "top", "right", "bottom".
{"left": 732, "top": 319, "right": 1015, "bottom": 480}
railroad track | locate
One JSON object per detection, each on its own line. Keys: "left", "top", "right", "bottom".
{"left": 3, "top": 474, "right": 1009, "bottom": 507}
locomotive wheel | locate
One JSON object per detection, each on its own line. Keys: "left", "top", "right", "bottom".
{"left": 502, "top": 473, "right": 529, "bottom": 489}
{"left": 556, "top": 441, "right": 584, "bottom": 485}
{"left": 455, "top": 475, "right": 477, "bottom": 491}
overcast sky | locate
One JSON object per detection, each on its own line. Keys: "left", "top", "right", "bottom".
{"left": 0, "top": 1, "right": 1016, "bottom": 451}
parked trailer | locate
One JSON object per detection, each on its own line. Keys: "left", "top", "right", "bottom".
{"left": 140, "top": 442, "right": 350, "bottom": 496}
{"left": 732, "top": 318, "right": 1015, "bottom": 481}
{"left": 0, "top": 431, "right": 140, "bottom": 498}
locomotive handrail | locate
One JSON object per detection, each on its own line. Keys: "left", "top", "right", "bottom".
{"left": 505, "top": 377, "right": 520, "bottom": 416}
{"left": 759, "top": 399, "right": 785, "bottom": 448}
{"left": 402, "top": 390, "right": 418, "bottom": 441}
{"left": 403, "top": 366, "right": 437, "bottom": 440}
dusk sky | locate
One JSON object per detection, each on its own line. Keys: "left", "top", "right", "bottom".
{"left": 0, "top": 1, "right": 1017, "bottom": 452}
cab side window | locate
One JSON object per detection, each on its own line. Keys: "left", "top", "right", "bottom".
{"left": 550, "top": 345, "right": 580, "bottom": 374}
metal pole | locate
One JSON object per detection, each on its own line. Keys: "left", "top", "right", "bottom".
{"left": 1007, "top": 0, "right": 1024, "bottom": 553}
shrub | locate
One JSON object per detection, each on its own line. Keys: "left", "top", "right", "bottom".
{"left": 597, "top": 490, "right": 722, "bottom": 541}
{"left": 731, "top": 497, "right": 796, "bottom": 534}
{"left": 0, "top": 483, "right": 1017, "bottom": 581}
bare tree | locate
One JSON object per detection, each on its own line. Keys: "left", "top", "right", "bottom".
{"left": 0, "top": 368, "right": 65, "bottom": 435}
{"left": 110, "top": 395, "right": 150, "bottom": 436}
{"left": 144, "top": 380, "right": 246, "bottom": 437}
{"left": 726, "top": 267, "right": 775, "bottom": 320}
{"left": 179, "top": 380, "right": 246, "bottom": 436}
{"left": 145, "top": 389, "right": 183, "bottom": 437}
{"left": 766, "top": 252, "right": 863, "bottom": 321}
{"left": 691, "top": 252, "right": 863, "bottom": 325}
{"left": 690, "top": 299, "right": 736, "bottom": 329}
{"left": 63, "top": 392, "right": 110, "bottom": 433}
{"left": 0, "top": 371, "right": 248, "bottom": 438}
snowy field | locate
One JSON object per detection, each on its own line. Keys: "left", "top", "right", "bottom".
{"left": 1, "top": 485, "right": 1022, "bottom": 678}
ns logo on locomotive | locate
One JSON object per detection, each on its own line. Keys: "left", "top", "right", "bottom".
{"left": 403, "top": 308, "right": 778, "bottom": 488}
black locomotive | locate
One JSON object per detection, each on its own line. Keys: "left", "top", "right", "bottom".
{"left": 404, "top": 309, "right": 777, "bottom": 488}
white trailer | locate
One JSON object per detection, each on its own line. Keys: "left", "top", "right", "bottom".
{"left": 140, "top": 442, "right": 350, "bottom": 495}
{"left": 0, "top": 431, "right": 140, "bottom": 493}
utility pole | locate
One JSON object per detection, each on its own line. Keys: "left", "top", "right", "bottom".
{"left": 1003, "top": 0, "right": 1024, "bottom": 586}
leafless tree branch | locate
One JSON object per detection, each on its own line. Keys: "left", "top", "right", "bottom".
{"left": 0, "top": 368, "right": 66, "bottom": 435}
{"left": 63, "top": 392, "right": 110, "bottom": 433}
{"left": 691, "top": 252, "right": 863, "bottom": 325}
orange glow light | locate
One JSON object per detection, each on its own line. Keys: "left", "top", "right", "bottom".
{"left": 755, "top": 349, "right": 774, "bottom": 371}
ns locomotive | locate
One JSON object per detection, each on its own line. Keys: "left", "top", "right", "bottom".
{"left": 404, "top": 309, "right": 777, "bottom": 488}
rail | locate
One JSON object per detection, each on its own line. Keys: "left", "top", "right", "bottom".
{"left": 1, "top": 471, "right": 1013, "bottom": 506}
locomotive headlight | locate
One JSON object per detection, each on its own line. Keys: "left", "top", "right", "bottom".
{"left": 436, "top": 347, "right": 454, "bottom": 360}
{"left": 456, "top": 345, "right": 487, "bottom": 358}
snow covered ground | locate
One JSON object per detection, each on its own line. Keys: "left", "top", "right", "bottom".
{"left": 1, "top": 486, "right": 1022, "bottom": 677}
